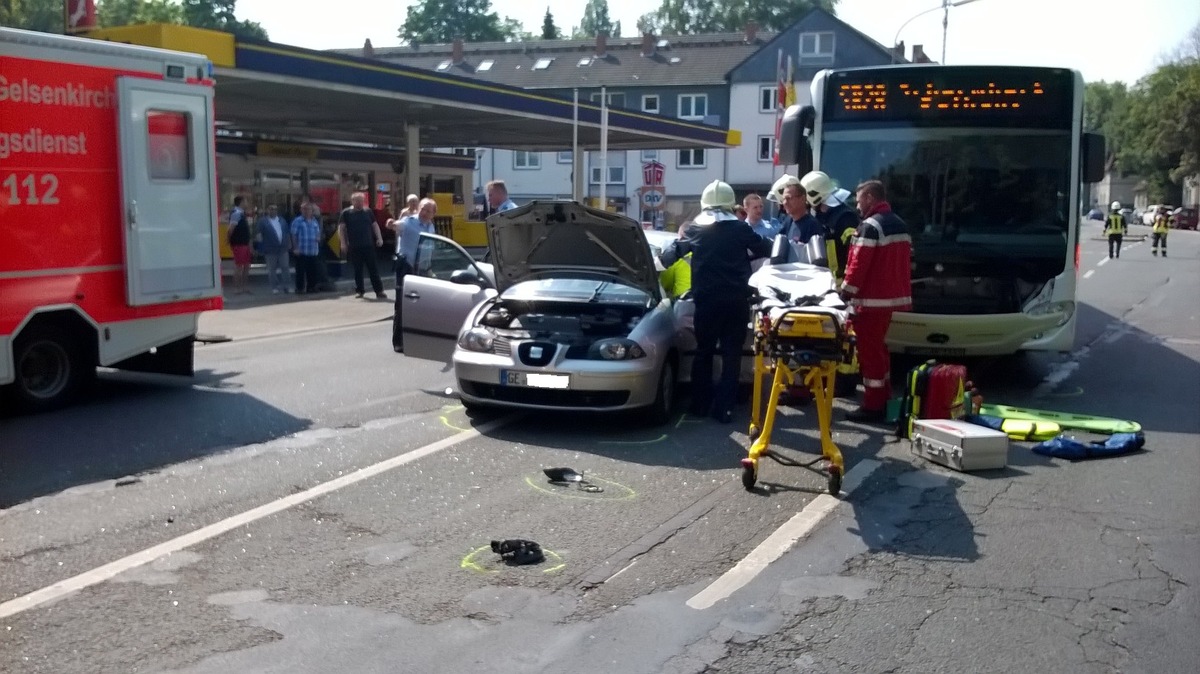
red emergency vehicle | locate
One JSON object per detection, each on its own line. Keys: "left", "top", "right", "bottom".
{"left": 1, "top": 27, "right": 222, "bottom": 413}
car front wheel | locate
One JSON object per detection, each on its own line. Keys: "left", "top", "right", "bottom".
{"left": 643, "top": 359, "right": 676, "bottom": 426}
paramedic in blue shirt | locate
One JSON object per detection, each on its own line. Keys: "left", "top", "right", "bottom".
{"left": 486, "top": 180, "right": 517, "bottom": 214}
{"left": 743, "top": 193, "right": 781, "bottom": 240}
{"left": 392, "top": 198, "right": 437, "bottom": 353}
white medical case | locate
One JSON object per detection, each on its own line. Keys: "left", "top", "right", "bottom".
{"left": 910, "top": 418, "right": 1009, "bottom": 472}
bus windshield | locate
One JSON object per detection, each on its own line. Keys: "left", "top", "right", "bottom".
{"left": 820, "top": 126, "right": 1073, "bottom": 313}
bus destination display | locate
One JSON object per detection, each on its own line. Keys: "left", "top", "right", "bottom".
{"left": 826, "top": 69, "right": 1073, "bottom": 124}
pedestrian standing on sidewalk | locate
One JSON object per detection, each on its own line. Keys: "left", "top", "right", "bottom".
{"left": 290, "top": 202, "right": 322, "bottom": 294}
{"left": 227, "top": 196, "right": 253, "bottom": 295}
{"left": 256, "top": 204, "right": 292, "bottom": 293}
{"left": 392, "top": 198, "right": 438, "bottom": 352}
{"left": 338, "top": 191, "right": 387, "bottom": 299}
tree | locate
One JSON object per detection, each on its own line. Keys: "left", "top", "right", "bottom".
{"left": 575, "top": 0, "right": 619, "bottom": 38}
{"left": 540, "top": 6, "right": 559, "bottom": 40}
{"left": 1, "top": 0, "right": 64, "bottom": 33}
{"left": 636, "top": 13, "right": 659, "bottom": 35}
{"left": 99, "top": 0, "right": 184, "bottom": 28}
{"left": 399, "top": 0, "right": 518, "bottom": 44}
{"left": 651, "top": 0, "right": 838, "bottom": 35}
{"left": 179, "top": 0, "right": 266, "bottom": 39}
{"left": 1083, "top": 81, "right": 1130, "bottom": 171}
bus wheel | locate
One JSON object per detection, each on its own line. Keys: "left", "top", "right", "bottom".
{"left": 12, "top": 325, "right": 90, "bottom": 413}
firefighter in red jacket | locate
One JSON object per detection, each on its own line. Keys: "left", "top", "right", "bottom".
{"left": 839, "top": 179, "right": 913, "bottom": 423}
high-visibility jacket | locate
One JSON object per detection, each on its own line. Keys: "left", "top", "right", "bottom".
{"left": 842, "top": 202, "right": 913, "bottom": 312}
{"left": 1153, "top": 214, "right": 1170, "bottom": 234}
{"left": 1105, "top": 213, "right": 1126, "bottom": 236}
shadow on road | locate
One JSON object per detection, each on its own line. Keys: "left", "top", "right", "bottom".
{"left": 0, "top": 368, "right": 310, "bottom": 509}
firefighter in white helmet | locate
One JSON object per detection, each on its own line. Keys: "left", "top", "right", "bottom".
{"left": 660, "top": 180, "right": 772, "bottom": 423}
{"left": 800, "top": 170, "right": 860, "bottom": 282}
{"left": 1105, "top": 201, "right": 1127, "bottom": 259}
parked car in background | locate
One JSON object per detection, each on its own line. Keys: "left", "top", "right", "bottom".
{"left": 1171, "top": 207, "right": 1198, "bottom": 230}
{"left": 1086, "top": 208, "right": 1104, "bottom": 221}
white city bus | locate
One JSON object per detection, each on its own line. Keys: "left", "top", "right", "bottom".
{"left": 780, "top": 65, "right": 1106, "bottom": 356}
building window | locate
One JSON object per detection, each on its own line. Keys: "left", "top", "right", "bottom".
{"left": 533, "top": 57, "right": 554, "bottom": 70}
{"left": 477, "top": 59, "right": 495, "bottom": 71}
{"left": 146, "top": 110, "right": 193, "bottom": 181}
{"left": 757, "top": 136, "right": 775, "bottom": 163}
{"left": 513, "top": 151, "right": 540, "bottom": 170}
{"left": 640, "top": 149, "right": 659, "bottom": 162}
{"left": 678, "top": 93, "right": 708, "bottom": 120}
{"left": 677, "top": 148, "right": 706, "bottom": 169}
{"left": 435, "top": 60, "right": 451, "bottom": 71}
{"left": 799, "top": 32, "right": 835, "bottom": 62}
{"left": 557, "top": 150, "right": 572, "bottom": 164}
{"left": 642, "top": 94, "right": 660, "bottom": 113}
{"left": 759, "top": 86, "right": 778, "bottom": 113}
{"left": 591, "top": 91, "right": 627, "bottom": 108}
{"left": 590, "top": 165, "right": 626, "bottom": 184}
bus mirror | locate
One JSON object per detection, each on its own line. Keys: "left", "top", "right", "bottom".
{"left": 1082, "top": 132, "right": 1106, "bottom": 183}
{"left": 779, "top": 104, "right": 815, "bottom": 173}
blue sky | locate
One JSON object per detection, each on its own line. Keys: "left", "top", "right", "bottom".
{"left": 238, "top": 0, "right": 1198, "bottom": 85}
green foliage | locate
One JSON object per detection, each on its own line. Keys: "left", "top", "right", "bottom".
{"left": 399, "top": 0, "right": 518, "bottom": 44}
{"left": 540, "top": 6, "right": 559, "bottom": 40}
{"left": 650, "top": 0, "right": 838, "bottom": 35}
{"left": 99, "top": 0, "right": 183, "bottom": 28}
{"left": 575, "top": 0, "right": 619, "bottom": 38}
{"left": 1, "top": 0, "right": 64, "bottom": 33}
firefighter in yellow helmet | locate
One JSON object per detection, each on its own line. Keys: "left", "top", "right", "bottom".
{"left": 1151, "top": 206, "right": 1169, "bottom": 257}
{"left": 1105, "top": 201, "right": 1127, "bottom": 259}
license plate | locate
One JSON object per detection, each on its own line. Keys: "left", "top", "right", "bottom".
{"left": 500, "top": 370, "right": 570, "bottom": 389}
{"left": 903, "top": 346, "right": 968, "bottom": 357}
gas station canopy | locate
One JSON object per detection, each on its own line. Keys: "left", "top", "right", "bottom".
{"left": 86, "top": 24, "right": 741, "bottom": 151}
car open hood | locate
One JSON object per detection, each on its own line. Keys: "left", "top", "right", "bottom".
{"left": 486, "top": 201, "right": 660, "bottom": 295}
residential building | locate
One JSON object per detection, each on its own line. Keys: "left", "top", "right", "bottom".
{"left": 338, "top": 9, "right": 899, "bottom": 225}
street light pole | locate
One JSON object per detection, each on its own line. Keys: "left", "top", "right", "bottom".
{"left": 892, "top": 0, "right": 984, "bottom": 64}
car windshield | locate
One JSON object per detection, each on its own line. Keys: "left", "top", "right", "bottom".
{"left": 502, "top": 276, "right": 650, "bottom": 305}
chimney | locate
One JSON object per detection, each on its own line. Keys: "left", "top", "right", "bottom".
{"left": 912, "top": 44, "right": 930, "bottom": 63}
{"left": 641, "top": 32, "right": 656, "bottom": 57}
{"left": 595, "top": 32, "right": 608, "bottom": 58}
{"left": 451, "top": 38, "right": 464, "bottom": 64}
{"left": 744, "top": 21, "right": 759, "bottom": 44}
{"left": 362, "top": 38, "right": 374, "bottom": 59}
{"left": 890, "top": 39, "right": 904, "bottom": 62}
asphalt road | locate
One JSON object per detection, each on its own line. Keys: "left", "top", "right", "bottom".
{"left": 0, "top": 222, "right": 1196, "bottom": 673}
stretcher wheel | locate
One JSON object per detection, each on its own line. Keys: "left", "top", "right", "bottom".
{"left": 827, "top": 466, "right": 842, "bottom": 497}
{"left": 740, "top": 459, "right": 757, "bottom": 491}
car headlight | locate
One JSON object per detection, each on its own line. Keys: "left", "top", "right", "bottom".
{"left": 590, "top": 338, "right": 646, "bottom": 360}
{"left": 457, "top": 327, "right": 495, "bottom": 352}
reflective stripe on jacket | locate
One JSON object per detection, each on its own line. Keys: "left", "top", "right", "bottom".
{"left": 842, "top": 204, "right": 913, "bottom": 312}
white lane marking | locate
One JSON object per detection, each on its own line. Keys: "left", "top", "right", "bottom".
{"left": 0, "top": 415, "right": 515, "bottom": 620}
{"left": 686, "top": 459, "right": 881, "bottom": 610}
{"left": 1083, "top": 270, "right": 1095, "bottom": 279}
{"left": 1098, "top": 257, "right": 1109, "bottom": 267}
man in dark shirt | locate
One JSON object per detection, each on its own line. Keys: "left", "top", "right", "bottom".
{"left": 338, "top": 191, "right": 386, "bottom": 299}
{"left": 661, "top": 180, "right": 772, "bottom": 423}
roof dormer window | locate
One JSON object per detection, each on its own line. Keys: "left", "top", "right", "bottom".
{"left": 477, "top": 59, "right": 495, "bottom": 71}
{"left": 533, "top": 57, "right": 554, "bottom": 70}
{"left": 436, "top": 60, "right": 451, "bottom": 71}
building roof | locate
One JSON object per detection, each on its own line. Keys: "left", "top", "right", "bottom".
{"left": 331, "top": 32, "right": 778, "bottom": 90}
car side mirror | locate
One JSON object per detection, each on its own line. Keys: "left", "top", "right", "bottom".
{"left": 449, "top": 268, "right": 482, "bottom": 286}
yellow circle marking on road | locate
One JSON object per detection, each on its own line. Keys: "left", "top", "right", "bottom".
{"left": 523, "top": 474, "right": 637, "bottom": 501}
{"left": 460, "top": 545, "right": 566, "bottom": 575}
{"left": 599, "top": 433, "right": 669, "bottom": 445}
{"left": 440, "top": 416, "right": 473, "bottom": 433}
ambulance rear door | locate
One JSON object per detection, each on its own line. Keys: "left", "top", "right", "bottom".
{"left": 116, "top": 77, "right": 220, "bottom": 306}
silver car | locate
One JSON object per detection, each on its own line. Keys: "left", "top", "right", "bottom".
{"left": 401, "top": 201, "right": 680, "bottom": 424}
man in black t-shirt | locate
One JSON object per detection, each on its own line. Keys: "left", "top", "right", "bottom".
{"left": 338, "top": 192, "right": 386, "bottom": 299}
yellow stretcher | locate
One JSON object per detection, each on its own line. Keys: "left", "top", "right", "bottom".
{"left": 741, "top": 293, "right": 854, "bottom": 496}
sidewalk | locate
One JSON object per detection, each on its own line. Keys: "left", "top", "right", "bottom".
{"left": 197, "top": 260, "right": 395, "bottom": 342}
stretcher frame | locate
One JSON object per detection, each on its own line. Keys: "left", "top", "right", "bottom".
{"left": 740, "top": 297, "right": 853, "bottom": 496}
